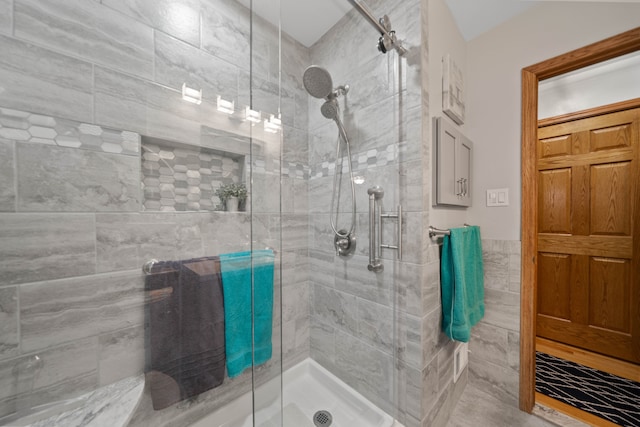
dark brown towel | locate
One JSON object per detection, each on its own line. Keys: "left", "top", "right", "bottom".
{"left": 145, "top": 256, "right": 225, "bottom": 410}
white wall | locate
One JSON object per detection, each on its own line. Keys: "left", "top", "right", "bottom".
{"left": 428, "top": 0, "right": 470, "bottom": 231}
{"left": 465, "top": 3, "right": 640, "bottom": 240}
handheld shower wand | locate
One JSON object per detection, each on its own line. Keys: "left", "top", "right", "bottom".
{"left": 303, "top": 65, "right": 357, "bottom": 257}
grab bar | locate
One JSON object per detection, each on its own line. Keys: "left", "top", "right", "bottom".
{"left": 367, "top": 186, "right": 402, "bottom": 272}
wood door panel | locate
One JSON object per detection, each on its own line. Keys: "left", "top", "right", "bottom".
{"left": 537, "top": 315, "right": 635, "bottom": 362}
{"left": 538, "top": 234, "right": 632, "bottom": 258}
{"left": 538, "top": 169, "right": 571, "bottom": 233}
{"left": 591, "top": 162, "right": 631, "bottom": 236}
{"left": 537, "top": 253, "right": 571, "bottom": 320}
{"left": 538, "top": 108, "right": 637, "bottom": 138}
{"left": 536, "top": 106, "right": 639, "bottom": 365}
{"left": 589, "top": 257, "right": 630, "bottom": 333}
{"left": 571, "top": 165, "right": 590, "bottom": 235}
{"left": 590, "top": 124, "right": 632, "bottom": 152}
{"left": 537, "top": 148, "right": 634, "bottom": 170}
{"left": 539, "top": 134, "right": 571, "bottom": 158}
{"left": 571, "top": 255, "right": 590, "bottom": 325}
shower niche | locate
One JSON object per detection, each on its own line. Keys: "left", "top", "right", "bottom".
{"left": 141, "top": 128, "right": 250, "bottom": 212}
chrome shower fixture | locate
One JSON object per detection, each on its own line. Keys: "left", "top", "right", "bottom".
{"left": 303, "top": 65, "right": 357, "bottom": 257}
{"left": 321, "top": 98, "right": 339, "bottom": 120}
{"left": 303, "top": 66, "right": 350, "bottom": 102}
{"left": 347, "top": 0, "right": 407, "bottom": 55}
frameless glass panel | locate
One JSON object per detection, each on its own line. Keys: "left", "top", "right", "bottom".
{"left": 247, "top": 0, "right": 286, "bottom": 425}
{"left": 278, "top": 1, "right": 410, "bottom": 426}
{"left": 0, "top": 0, "right": 259, "bottom": 425}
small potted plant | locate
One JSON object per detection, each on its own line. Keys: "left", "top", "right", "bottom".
{"left": 215, "top": 182, "right": 248, "bottom": 212}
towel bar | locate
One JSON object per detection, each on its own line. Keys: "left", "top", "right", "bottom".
{"left": 142, "top": 247, "right": 278, "bottom": 275}
{"left": 142, "top": 259, "right": 159, "bottom": 275}
{"left": 428, "top": 224, "right": 471, "bottom": 238}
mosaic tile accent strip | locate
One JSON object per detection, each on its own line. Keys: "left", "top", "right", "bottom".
{"left": 310, "top": 144, "right": 397, "bottom": 179}
{"left": 245, "top": 157, "right": 308, "bottom": 180}
{"left": 0, "top": 107, "right": 140, "bottom": 155}
{"left": 141, "top": 140, "right": 242, "bottom": 212}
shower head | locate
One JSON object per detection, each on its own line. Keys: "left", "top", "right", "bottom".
{"left": 321, "top": 99, "right": 339, "bottom": 120}
{"left": 303, "top": 65, "right": 334, "bottom": 99}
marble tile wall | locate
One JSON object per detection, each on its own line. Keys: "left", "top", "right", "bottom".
{"left": 0, "top": 0, "right": 11, "bottom": 35}
{"left": 305, "top": 0, "right": 469, "bottom": 426}
{"left": 0, "top": 139, "right": 15, "bottom": 212}
{"left": 0, "top": 34, "right": 94, "bottom": 123}
{"left": 0, "top": 0, "right": 311, "bottom": 424}
{"left": 15, "top": 0, "right": 155, "bottom": 80}
{"left": 468, "top": 239, "right": 522, "bottom": 407}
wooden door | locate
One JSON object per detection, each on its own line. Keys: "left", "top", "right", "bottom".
{"left": 536, "top": 107, "right": 640, "bottom": 364}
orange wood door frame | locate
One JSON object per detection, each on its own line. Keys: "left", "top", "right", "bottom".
{"left": 520, "top": 26, "right": 640, "bottom": 412}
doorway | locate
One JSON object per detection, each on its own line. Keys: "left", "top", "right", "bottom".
{"left": 520, "top": 27, "right": 640, "bottom": 415}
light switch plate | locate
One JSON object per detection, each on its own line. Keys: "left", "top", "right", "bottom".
{"left": 487, "top": 188, "right": 509, "bottom": 207}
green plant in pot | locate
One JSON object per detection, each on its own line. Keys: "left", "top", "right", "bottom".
{"left": 215, "top": 182, "right": 248, "bottom": 212}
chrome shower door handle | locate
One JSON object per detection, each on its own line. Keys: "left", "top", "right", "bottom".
{"left": 367, "top": 186, "right": 403, "bottom": 272}
{"left": 380, "top": 206, "right": 402, "bottom": 260}
{"left": 397, "top": 204, "right": 402, "bottom": 261}
{"left": 367, "top": 186, "right": 384, "bottom": 272}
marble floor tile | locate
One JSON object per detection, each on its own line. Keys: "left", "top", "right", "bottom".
{"left": 447, "top": 383, "right": 556, "bottom": 427}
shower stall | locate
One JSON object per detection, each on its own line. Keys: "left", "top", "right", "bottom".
{"left": 0, "top": 0, "right": 454, "bottom": 426}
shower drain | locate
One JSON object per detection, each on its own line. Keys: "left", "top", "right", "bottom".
{"left": 313, "top": 409, "right": 333, "bottom": 426}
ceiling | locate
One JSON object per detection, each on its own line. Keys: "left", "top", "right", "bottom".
{"left": 243, "top": 0, "right": 640, "bottom": 48}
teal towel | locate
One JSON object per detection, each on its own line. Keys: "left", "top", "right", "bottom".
{"left": 219, "top": 250, "right": 274, "bottom": 378}
{"left": 441, "top": 226, "right": 484, "bottom": 342}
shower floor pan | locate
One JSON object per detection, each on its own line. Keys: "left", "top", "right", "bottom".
{"left": 191, "top": 358, "right": 402, "bottom": 427}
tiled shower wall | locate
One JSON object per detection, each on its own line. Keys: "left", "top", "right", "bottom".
{"left": 307, "top": 0, "right": 466, "bottom": 426}
{"left": 0, "top": 0, "right": 310, "bottom": 425}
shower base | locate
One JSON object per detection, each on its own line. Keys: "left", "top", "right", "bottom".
{"left": 191, "top": 358, "right": 403, "bottom": 427}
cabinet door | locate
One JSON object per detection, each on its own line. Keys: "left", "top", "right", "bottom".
{"left": 456, "top": 136, "right": 472, "bottom": 206}
{"left": 434, "top": 117, "right": 472, "bottom": 207}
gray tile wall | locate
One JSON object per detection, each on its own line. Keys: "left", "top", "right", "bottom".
{"left": 0, "top": 139, "right": 16, "bottom": 211}
{"left": 0, "top": 0, "right": 310, "bottom": 424}
{"left": 0, "top": 34, "right": 94, "bottom": 123}
{"left": 0, "top": 0, "right": 462, "bottom": 425}
{"left": 0, "top": 0, "right": 12, "bottom": 35}
{"left": 306, "top": 0, "right": 465, "bottom": 426}
{"left": 15, "top": 0, "right": 155, "bottom": 80}
{"left": 469, "top": 240, "right": 522, "bottom": 406}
